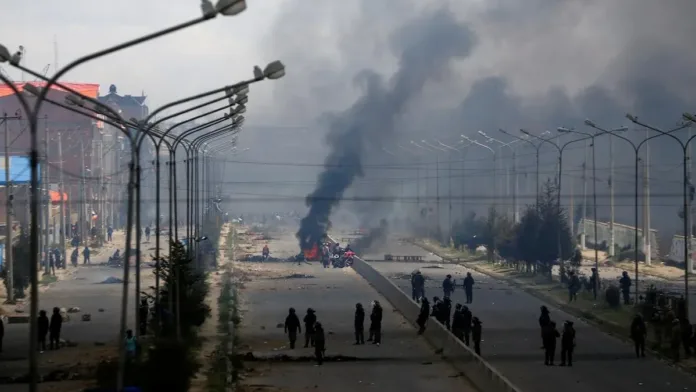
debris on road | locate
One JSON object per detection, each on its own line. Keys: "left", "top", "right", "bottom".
{"left": 67, "top": 307, "right": 81, "bottom": 313}
{"left": 82, "top": 314, "right": 92, "bottom": 322}
{"left": 271, "top": 273, "right": 315, "bottom": 280}
{"left": 100, "top": 276, "right": 123, "bottom": 284}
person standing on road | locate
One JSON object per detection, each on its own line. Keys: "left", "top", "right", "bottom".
{"left": 314, "top": 322, "right": 326, "bottom": 365}
{"left": 411, "top": 270, "right": 425, "bottom": 302}
{"left": 49, "top": 307, "right": 63, "bottom": 350}
{"left": 560, "top": 321, "right": 576, "bottom": 366}
{"left": 463, "top": 272, "right": 474, "bottom": 304}
{"left": 442, "top": 297, "right": 452, "bottom": 330}
{"left": 354, "top": 303, "right": 365, "bottom": 345}
{"left": 49, "top": 252, "right": 56, "bottom": 276}
{"left": 284, "top": 307, "right": 301, "bottom": 349}
{"left": 0, "top": 314, "right": 4, "bottom": 353}
{"left": 619, "top": 271, "right": 632, "bottom": 305}
{"left": 70, "top": 248, "right": 78, "bottom": 268}
{"left": 368, "top": 300, "right": 383, "bottom": 346}
{"left": 125, "top": 329, "right": 138, "bottom": 360}
{"left": 107, "top": 226, "right": 113, "bottom": 242}
{"left": 451, "top": 303, "right": 464, "bottom": 341}
{"left": 542, "top": 321, "right": 560, "bottom": 366}
{"left": 37, "top": 310, "right": 49, "bottom": 353}
{"left": 53, "top": 248, "right": 62, "bottom": 270}
{"left": 303, "top": 308, "right": 317, "bottom": 348}
{"left": 568, "top": 271, "right": 580, "bottom": 302}
{"left": 539, "top": 306, "right": 551, "bottom": 349}
{"left": 472, "top": 317, "right": 482, "bottom": 356}
{"left": 83, "top": 246, "right": 91, "bottom": 265}
{"left": 630, "top": 314, "right": 647, "bottom": 358}
{"left": 442, "top": 274, "right": 455, "bottom": 299}
{"left": 416, "top": 298, "right": 430, "bottom": 335}
{"left": 589, "top": 268, "right": 599, "bottom": 299}
{"left": 461, "top": 305, "right": 473, "bottom": 345}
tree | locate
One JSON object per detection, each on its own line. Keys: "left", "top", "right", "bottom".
{"left": 451, "top": 212, "right": 486, "bottom": 252}
{"left": 515, "top": 180, "right": 575, "bottom": 276}
{"left": 1, "top": 229, "right": 31, "bottom": 300}
{"left": 151, "top": 241, "right": 210, "bottom": 339}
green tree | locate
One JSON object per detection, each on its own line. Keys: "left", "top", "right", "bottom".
{"left": 151, "top": 241, "right": 210, "bottom": 339}
{"left": 1, "top": 229, "right": 31, "bottom": 300}
{"left": 451, "top": 212, "right": 486, "bottom": 252}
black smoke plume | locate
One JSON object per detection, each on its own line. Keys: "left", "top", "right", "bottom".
{"left": 296, "top": 7, "right": 477, "bottom": 250}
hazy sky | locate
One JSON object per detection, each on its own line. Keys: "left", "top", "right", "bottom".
{"left": 3, "top": 0, "right": 696, "bottom": 236}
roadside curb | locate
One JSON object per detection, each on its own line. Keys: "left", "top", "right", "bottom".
{"left": 411, "top": 240, "right": 696, "bottom": 376}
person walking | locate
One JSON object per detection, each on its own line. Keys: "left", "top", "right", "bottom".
{"left": 284, "top": 308, "right": 301, "bottom": 349}
{"left": 442, "top": 274, "right": 455, "bottom": 299}
{"left": 463, "top": 272, "right": 475, "bottom": 304}
{"left": 49, "top": 307, "right": 63, "bottom": 350}
{"left": 354, "top": 303, "right": 365, "bottom": 345}
{"left": 368, "top": 300, "right": 383, "bottom": 345}
{"left": 303, "top": 308, "right": 317, "bottom": 348}
{"left": 125, "top": 329, "right": 138, "bottom": 360}
{"left": 630, "top": 314, "right": 647, "bottom": 358}
{"left": 416, "top": 298, "right": 430, "bottom": 335}
{"left": 539, "top": 306, "right": 551, "bottom": 349}
{"left": 107, "top": 226, "right": 113, "bottom": 242}
{"left": 619, "top": 271, "right": 632, "bottom": 305}
{"left": 542, "top": 321, "right": 560, "bottom": 366}
{"left": 560, "top": 321, "right": 576, "bottom": 366}
{"left": 37, "top": 310, "right": 49, "bottom": 353}
{"left": 83, "top": 246, "right": 91, "bottom": 265}
{"left": 314, "top": 322, "right": 326, "bottom": 366}
{"left": 451, "top": 303, "right": 464, "bottom": 341}
{"left": 461, "top": 305, "right": 473, "bottom": 346}
{"left": 472, "top": 317, "right": 482, "bottom": 356}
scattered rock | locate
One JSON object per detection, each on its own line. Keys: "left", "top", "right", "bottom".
{"left": 422, "top": 265, "right": 444, "bottom": 269}
{"left": 276, "top": 323, "right": 284, "bottom": 328}
{"left": 100, "top": 276, "right": 123, "bottom": 284}
{"left": 81, "top": 314, "right": 92, "bottom": 322}
{"left": 98, "top": 308, "right": 105, "bottom": 312}
{"left": 15, "top": 305, "right": 25, "bottom": 313}
{"left": 260, "top": 325, "right": 265, "bottom": 330}
{"left": 67, "top": 307, "right": 81, "bottom": 313}
{"left": 65, "top": 340, "right": 78, "bottom": 347}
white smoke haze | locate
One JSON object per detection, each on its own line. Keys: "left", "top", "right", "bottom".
{"left": 222, "top": 0, "right": 696, "bottom": 250}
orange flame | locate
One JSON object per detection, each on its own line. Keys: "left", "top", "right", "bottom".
{"left": 303, "top": 244, "right": 319, "bottom": 260}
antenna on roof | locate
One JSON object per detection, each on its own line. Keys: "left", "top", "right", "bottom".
{"left": 53, "top": 35, "right": 59, "bottom": 71}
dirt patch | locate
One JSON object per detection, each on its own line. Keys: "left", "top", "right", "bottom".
{"left": 269, "top": 274, "right": 315, "bottom": 280}
{"left": 98, "top": 277, "right": 123, "bottom": 284}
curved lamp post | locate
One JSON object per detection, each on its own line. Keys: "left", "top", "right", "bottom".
{"left": 498, "top": 129, "right": 551, "bottom": 206}
{"left": 479, "top": 131, "right": 521, "bottom": 222}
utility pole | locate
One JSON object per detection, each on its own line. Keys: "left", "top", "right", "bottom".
{"left": 447, "top": 154, "right": 452, "bottom": 239}
{"left": 58, "top": 133, "right": 66, "bottom": 266}
{"left": 99, "top": 140, "right": 105, "bottom": 247}
{"left": 609, "top": 135, "right": 615, "bottom": 259}
{"left": 688, "top": 127, "right": 694, "bottom": 273}
{"left": 569, "top": 174, "right": 574, "bottom": 236}
{"left": 581, "top": 140, "right": 588, "bottom": 249}
{"left": 512, "top": 149, "right": 518, "bottom": 223}
{"left": 43, "top": 119, "right": 50, "bottom": 275}
{"left": 80, "top": 139, "right": 87, "bottom": 246}
{"left": 4, "top": 114, "right": 14, "bottom": 302}
{"left": 644, "top": 131, "right": 652, "bottom": 265}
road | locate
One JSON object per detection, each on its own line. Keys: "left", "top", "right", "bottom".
{"left": 235, "top": 230, "right": 477, "bottom": 392}
{"left": 0, "top": 235, "right": 163, "bottom": 377}
{"left": 361, "top": 237, "right": 696, "bottom": 392}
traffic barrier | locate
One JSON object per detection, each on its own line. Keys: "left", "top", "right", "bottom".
{"left": 326, "top": 235, "right": 522, "bottom": 392}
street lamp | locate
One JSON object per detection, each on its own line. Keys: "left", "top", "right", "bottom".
{"left": 410, "top": 140, "right": 444, "bottom": 239}
{"left": 499, "top": 129, "right": 550, "bottom": 206}
{"left": 397, "top": 144, "right": 424, "bottom": 215}
{"left": 479, "top": 131, "right": 521, "bottom": 222}
{"left": 461, "top": 135, "right": 497, "bottom": 208}
{"left": 627, "top": 113, "right": 692, "bottom": 318}
{"left": 436, "top": 140, "right": 472, "bottom": 238}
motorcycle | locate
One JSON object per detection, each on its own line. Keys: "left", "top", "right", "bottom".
{"left": 343, "top": 251, "right": 355, "bottom": 267}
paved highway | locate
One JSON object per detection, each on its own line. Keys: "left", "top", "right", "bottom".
{"left": 362, "top": 237, "right": 696, "bottom": 392}
{"left": 235, "top": 231, "right": 477, "bottom": 392}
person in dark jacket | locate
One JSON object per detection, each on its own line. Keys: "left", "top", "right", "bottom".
{"left": 472, "top": 317, "right": 482, "bottom": 355}
{"left": 630, "top": 314, "right": 647, "bottom": 358}
{"left": 314, "top": 322, "right": 326, "bottom": 365}
{"left": 442, "top": 297, "right": 452, "bottom": 330}
{"left": 463, "top": 272, "right": 475, "bottom": 304}
{"left": 619, "top": 271, "right": 632, "bottom": 305}
{"left": 49, "top": 307, "right": 63, "bottom": 350}
{"left": 542, "top": 321, "right": 560, "bottom": 365}
{"left": 284, "top": 307, "right": 302, "bottom": 349}
{"left": 461, "top": 305, "right": 473, "bottom": 345}
{"left": 354, "top": 303, "right": 365, "bottom": 345}
{"left": 416, "top": 298, "right": 430, "bottom": 335}
{"left": 303, "top": 308, "right": 317, "bottom": 348}
{"left": 38, "top": 310, "right": 49, "bottom": 353}
{"left": 368, "top": 300, "right": 383, "bottom": 345}
{"left": 589, "top": 267, "right": 599, "bottom": 299}
{"left": 568, "top": 271, "right": 580, "bottom": 302}
{"left": 411, "top": 271, "right": 425, "bottom": 302}
{"left": 139, "top": 298, "right": 149, "bottom": 335}
{"left": 83, "top": 246, "right": 91, "bottom": 265}
{"left": 560, "top": 321, "right": 576, "bottom": 366}
{"left": 539, "top": 306, "right": 551, "bottom": 349}
{"left": 442, "top": 275, "right": 455, "bottom": 299}
{"left": 451, "top": 303, "right": 464, "bottom": 341}
{"left": 0, "top": 314, "right": 4, "bottom": 352}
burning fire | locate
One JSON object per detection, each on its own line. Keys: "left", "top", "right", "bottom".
{"left": 303, "top": 243, "right": 319, "bottom": 260}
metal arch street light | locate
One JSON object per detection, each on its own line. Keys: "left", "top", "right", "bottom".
{"left": 437, "top": 140, "right": 472, "bottom": 238}
{"left": 498, "top": 129, "right": 547, "bottom": 206}
{"left": 479, "top": 131, "right": 522, "bottom": 222}
{"left": 461, "top": 135, "right": 497, "bottom": 210}
{"left": 397, "top": 144, "right": 425, "bottom": 213}
{"left": 627, "top": 113, "right": 694, "bottom": 318}
{"left": 421, "top": 140, "right": 451, "bottom": 240}
{"left": 410, "top": 140, "right": 443, "bottom": 239}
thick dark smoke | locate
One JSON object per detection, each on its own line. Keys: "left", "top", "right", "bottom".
{"left": 296, "top": 7, "right": 477, "bottom": 249}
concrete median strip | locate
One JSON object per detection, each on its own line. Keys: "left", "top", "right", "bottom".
{"left": 326, "top": 236, "right": 522, "bottom": 392}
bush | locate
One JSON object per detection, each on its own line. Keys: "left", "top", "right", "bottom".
{"left": 605, "top": 285, "right": 621, "bottom": 308}
{"left": 141, "top": 339, "right": 201, "bottom": 392}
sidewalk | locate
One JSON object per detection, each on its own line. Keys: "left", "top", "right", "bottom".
{"left": 234, "top": 231, "right": 477, "bottom": 392}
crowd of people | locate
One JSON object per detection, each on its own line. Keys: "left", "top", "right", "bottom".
{"left": 283, "top": 301, "right": 384, "bottom": 365}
